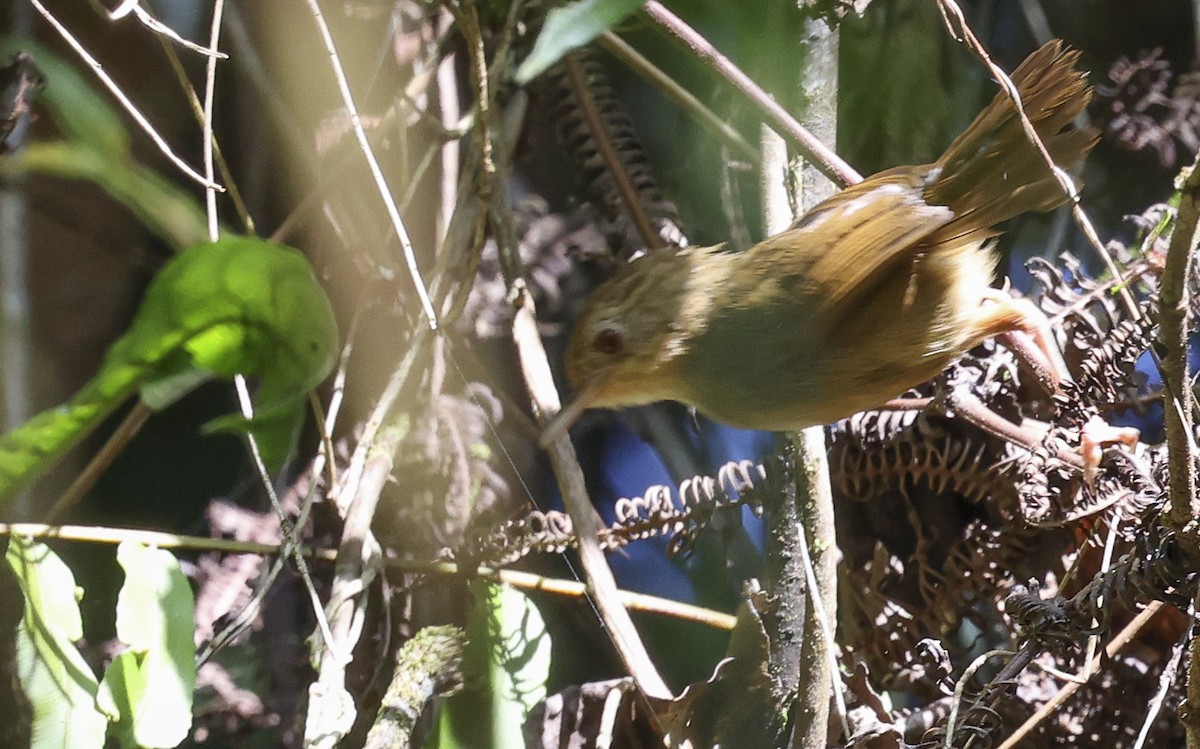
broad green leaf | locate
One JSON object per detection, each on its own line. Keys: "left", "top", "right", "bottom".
{"left": 7, "top": 536, "right": 108, "bottom": 749}
{"left": 0, "top": 237, "right": 339, "bottom": 511}
{"left": 95, "top": 651, "right": 140, "bottom": 748}
{"left": 514, "top": 0, "right": 646, "bottom": 84}
{"left": 0, "top": 37, "right": 129, "bottom": 158}
{"left": 96, "top": 542, "right": 195, "bottom": 748}
{"left": 427, "top": 581, "right": 551, "bottom": 749}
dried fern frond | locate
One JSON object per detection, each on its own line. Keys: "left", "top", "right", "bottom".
{"left": 541, "top": 51, "right": 688, "bottom": 254}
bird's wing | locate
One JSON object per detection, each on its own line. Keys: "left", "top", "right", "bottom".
{"left": 749, "top": 173, "right": 958, "bottom": 335}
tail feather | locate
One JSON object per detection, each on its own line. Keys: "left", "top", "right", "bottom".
{"left": 925, "top": 40, "right": 1098, "bottom": 237}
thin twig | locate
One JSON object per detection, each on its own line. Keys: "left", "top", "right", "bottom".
{"left": 108, "top": 0, "right": 227, "bottom": 58}
{"left": 303, "top": 0, "right": 438, "bottom": 329}
{"left": 944, "top": 649, "right": 1017, "bottom": 749}
{"left": 42, "top": 402, "right": 152, "bottom": 523}
{"left": 1133, "top": 626, "right": 1187, "bottom": 749}
{"left": 203, "top": 0, "right": 225, "bottom": 241}
{"left": 934, "top": 0, "right": 1142, "bottom": 325}
{"left": 0, "top": 520, "right": 329, "bottom": 557}
{"left": 312, "top": 391, "right": 340, "bottom": 493}
{"left": 514, "top": 298, "right": 671, "bottom": 700}
{"left": 195, "top": 481, "right": 312, "bottom": 667}
{"left": 1083, "top": 508, "right": 1126, "bottom": 676}
{"left": 797, "top": 516, "right": 848, "bottom": 740}
{"left": 155, "top": 36, "right": 255, "bottom": 234}
{"left": 198, "top": 412, "right": 345, "bottom": 670}
{"left": 232, "top": 377, "right": 339, "bottom": 660}
{"left": 264, "top": 40, "right": 453, "bottom": 246}
{"left": 995, "top": 602, "right": 1164, "bottom": 749}
{"left": 597, "top": 31, "right": 758, "bottom": 164}
{"left": 329, "top": 326, "right": 428, "bottom": 514}
{"left": 27, "top": 0, "right": 221, "bottom": 189}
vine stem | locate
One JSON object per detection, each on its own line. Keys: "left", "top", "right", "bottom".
{"left": 0, "top": 521, "right": 737, "bottom": 630}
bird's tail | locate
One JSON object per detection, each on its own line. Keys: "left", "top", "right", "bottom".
{"left": 925, "top": 40, "right": 1098, "bottom": 238}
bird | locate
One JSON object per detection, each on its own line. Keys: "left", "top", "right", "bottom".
{"left": 544, "top": 41, "right": 1097, "bottom": 442}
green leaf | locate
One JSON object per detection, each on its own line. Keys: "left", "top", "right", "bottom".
{"left": 514, "top": 0, "right": 646, "bottom": 84}
{"left": 7, "top": 536, "right": 108, "bottom": 749}
{"left": 97, "top": 542, "right": 195, "bottom": 748}
{"left": 95, "top": 652, "right": 140, "bottom": 749}
{"left": 426, "top": 581, "right": 552, "bottom": 748}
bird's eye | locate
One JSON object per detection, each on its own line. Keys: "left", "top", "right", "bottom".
{"left": 592, "top": 328, "right": 624, "bottom": 356}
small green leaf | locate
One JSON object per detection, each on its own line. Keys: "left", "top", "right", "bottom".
{"left": 7, "top": 536, "right": 108, "bottom": 749}
{"left": 514, "top": 0, "right": 646, "bottom": 84}
{"left": 427, "top": 581, "right": 551, "bottom": 748}
{"left": 97, "top": 542, "right": 195, "bottom": 749}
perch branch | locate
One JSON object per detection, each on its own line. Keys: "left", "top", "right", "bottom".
{"left": 453, "top": 0, "right": 672, "bottom": 701}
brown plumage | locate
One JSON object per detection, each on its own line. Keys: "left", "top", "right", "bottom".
{"left": 547, "top": 41, "right": 1097, "bottom": 439}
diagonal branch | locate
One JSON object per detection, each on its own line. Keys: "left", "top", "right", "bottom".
{"left": 453, "top": 0, "right": 672, "bottom": 702}
{"left": 642, "top": 0, "right": 859, "bottom": 188}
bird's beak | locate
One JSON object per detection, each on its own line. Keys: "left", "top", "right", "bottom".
{"left": 539, "top": 378, "right": 605, "bottom": 448}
